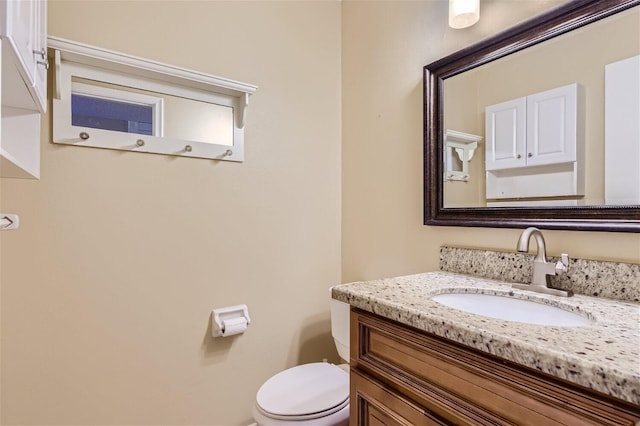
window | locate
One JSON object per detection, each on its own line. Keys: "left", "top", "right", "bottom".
{"left": 71, "top": 81, "right": 162, "bottom": 136}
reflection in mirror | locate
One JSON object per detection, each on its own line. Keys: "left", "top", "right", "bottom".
{"left": 443, "top": 5, "right": 639, "bottom": 209}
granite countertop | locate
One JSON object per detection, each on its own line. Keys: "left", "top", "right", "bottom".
{"left": 332, "top": 271, "right": 640, "bottom": 406}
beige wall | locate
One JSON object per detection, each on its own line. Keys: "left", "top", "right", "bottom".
{"left": 2, "top": 1, "right": 639, "bottom": 425}
{"left": 342, "top": 0, "right": 640, "bottom": 284}
{"left": 1, "top": 1, "right": 340, "bottom": 425}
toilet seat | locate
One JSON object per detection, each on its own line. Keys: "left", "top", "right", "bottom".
{"left": 256, "top": 362, "right": 349, "bottom": 421}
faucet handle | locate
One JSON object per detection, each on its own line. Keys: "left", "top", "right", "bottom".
{"left": 555, "top": 253, "right": 570, "bottom": 274}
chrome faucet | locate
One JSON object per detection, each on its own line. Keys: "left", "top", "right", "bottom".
{"left": 512, "top": 227, "right": 571, "bottom": 297}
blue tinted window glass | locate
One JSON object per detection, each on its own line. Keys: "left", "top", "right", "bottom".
{"left": 72, "top": 94, "right": 153, "bottom": 136}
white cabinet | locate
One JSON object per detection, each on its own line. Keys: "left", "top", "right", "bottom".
{"left": 485, "top": 84, "right": 578, "bottom": 171}
{"left": 485, "top": 83, "right": 583, "bottom": 202}
{"left": 0, "top": 0, "right": 47, "bottom": 112}
{"left": 0, "top": 0, "right": 47, "bottom": 179}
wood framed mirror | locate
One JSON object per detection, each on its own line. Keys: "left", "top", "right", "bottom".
{"left": 424, "top": 0, "right": 640, "bottom": 232}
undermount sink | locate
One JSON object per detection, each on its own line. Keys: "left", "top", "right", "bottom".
{"left": 432, "top": 293, "right": 592, "bottom": 327}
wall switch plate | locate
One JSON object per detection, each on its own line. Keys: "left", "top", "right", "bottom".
{"left": 0, "top": 214, "right": 20, "bottom": 230}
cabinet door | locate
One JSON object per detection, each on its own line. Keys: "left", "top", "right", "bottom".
{"left": 1, "top": 0, "right": 47, "bottom": 112}
{"left": 351, "top": 370, "right": 446, "bottom": 426}
{"left": 485, "top": 97, "right": 526, "bottom": 170}
{"left": 526, "top": 83, "right": 577, "bottom": 166}
{"left": 1, "top": 0, "right": 36, "bottom": 85}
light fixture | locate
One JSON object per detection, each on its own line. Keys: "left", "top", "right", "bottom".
{"left": 449, "top": 0, "right": 480, "bottom": 29}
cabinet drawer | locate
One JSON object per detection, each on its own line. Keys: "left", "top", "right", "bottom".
{"left": 351, "top": 309, "right": 640, "bottom": 426}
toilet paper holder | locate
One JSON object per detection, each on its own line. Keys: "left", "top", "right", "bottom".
{"left": 212, "top": 304, "right": 251, "bottom": 337}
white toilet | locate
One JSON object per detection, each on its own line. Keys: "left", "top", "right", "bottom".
{"left": 252, "top": 291, "right": 350, "bottom": 426}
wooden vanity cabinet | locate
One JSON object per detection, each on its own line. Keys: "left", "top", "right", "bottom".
{"left": 350, "top": 308, "right": 640, "bottom": 426}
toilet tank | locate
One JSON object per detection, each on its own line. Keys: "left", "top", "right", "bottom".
{"left": 330, "top": 289, "right": 350, "bottom": 362}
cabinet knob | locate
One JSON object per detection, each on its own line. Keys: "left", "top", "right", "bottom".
{"left": 33, "top": 48, "right": 46, "bottom": 60}
{"left": 34, "top": 48, "right": 49, "bottom": 69}
{"left": 516, "top": 154, "right": 522, "bottom": 159}
{"left": 528, "top": 153, "right": 533, "bottom": 158}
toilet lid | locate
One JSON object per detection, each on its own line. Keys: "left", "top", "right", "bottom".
{"left": 256, "top": 362, "right": 349, "bottom": 418}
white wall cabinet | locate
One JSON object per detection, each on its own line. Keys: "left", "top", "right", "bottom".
{"left": 485, "top": 84, "right": 578, "bottom": 171}
{"left": 0, "top": 0, "right": 47, "bottom": 179}
{"left": 1, "top": 0, "right": 47, "bottom": 112}
{"left": 485, "top": 83, "right": 583, "bottom": 202}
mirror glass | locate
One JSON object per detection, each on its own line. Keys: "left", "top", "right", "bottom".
{"left": 442, "top": 6, "right": 638, "bottom": 209}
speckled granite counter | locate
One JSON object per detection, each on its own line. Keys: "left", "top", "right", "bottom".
{"left": 332, "top": 271, "right": 640, "bottom": 405}
{"left": 440, "top": 246, "right": 640, "bottom": 302}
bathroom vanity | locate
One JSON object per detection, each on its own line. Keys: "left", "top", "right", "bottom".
{"left": 349, "top": 308, "right": 639, "bottom": 425}
{"left": 332, "top": 253, "right": 640, "bottom": 425}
